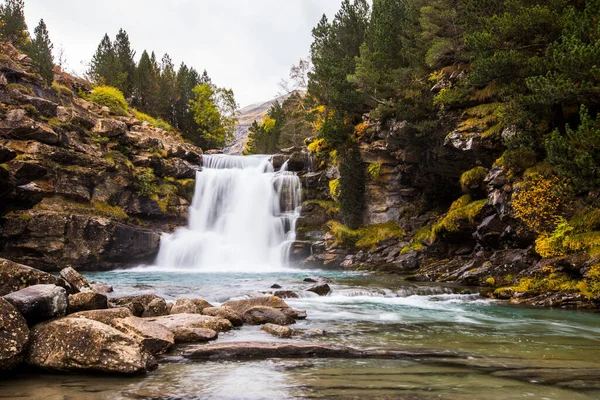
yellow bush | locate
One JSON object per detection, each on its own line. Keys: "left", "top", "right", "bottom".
{"left": 307, "top": 138, "right": 327, "bottom": 153}
{"left": 89, "top": 86, "right": 128, "bottom": 116}
{"left": 460, "top": 166, "right": 487, "bottom": 193}
{"left": 328, "top": 221, "right": 405, "bottom": 250}
{"left": 431, "top": 195, "right": 486, "bottom": 238}
{"left": 536, "top": 218, "right": 600, "bottom": 258}
{"left": 329, "top": 179, "right": 340, "bottom": 200}
{"left": 132, "top": 109, "right": 173, "bottom": 131}
{"left": 512, "top": 172, "right": 564, "bottom": 234}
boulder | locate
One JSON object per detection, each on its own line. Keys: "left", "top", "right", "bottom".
{"left": 0, "top": 258, "right": 69, "bottom": 296}
{"left": 0, "top": 298, "right": 29, "bottom": 370}
{"left": 241, "top": 306, "right": 294, "bottom": 326}
{"left": 67, "top": 292, "right": 108, "bottom": 314}
{"left": 90, "top": 281, "right": 113, "bottom": 294}
{"left": 111, "top": 294, "right": 169, "bottom": 317}
{"left": 303, "top": 276, "right": 332, "bottom": 283}
{"left": 306, "top": 283, "right": 331, "bottom": 296}
{"left": 93, "top": 118, "right": 127, "bottom": 137}
{"left": 202, "top": 306, "right": 243, "bottom": 327}
{"left": 26, "top": 318, "right": 157, "bottom": 374}
{"left": 67, "top": 307, "right": 133, "bottom": 325}
{"left": 170, "top": 327, "right": 218, "bottom": 343}
{"left": 170, "top": 298, "right": 213, "bottom": 315}
{"left": 222, "top": 296, "right": 291, "bottom": 314}
{"left": 273, "top": 290, "right": 301, "bottom": 299}
{"left": 261, "top": 323, "right": 294, "bottom": 338}
{"left": 59, "top": 267, "right": 93, "bottom": 293}
{"left": 112, "top": 316, "right": 174, "bottom": 355}
{"left": 146, "top": 313, "right": 233, "bottom": 333}
{"left": 0, "top": 109, "right": 59, "bottom": 144}
{"left": 286, "top": 151, "right": 308, "bottom": 172}
{"left": 3, "top": 284, "right": 67, "bottom": 324}
{"left": 270, "top": 284, "right": 282, "bottom": 289}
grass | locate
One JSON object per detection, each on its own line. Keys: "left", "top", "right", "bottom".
{"left": 328, "top": 221, "right": 405, "bottom": 250}
{"left": 132, "top": 109, "right": 174, "bottom": 132}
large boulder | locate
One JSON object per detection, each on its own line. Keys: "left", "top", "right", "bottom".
{"left": 26, "top": 318, "right": 157, "bottom": 374}
{"left": 67, "top": 307, "right": 133, "bottom": 325}
{"left": 0, "top": 298, "right": 29, "bottom": 370}
{"left": 67, "top": 292, "right": 108, "bottom": 314}
{"left": 0, "top": 258, "right": 68, "bottom": 296}
{"left": 241, "top": 306, "right": 294, "bottom": 326}
{"left": 169, "top": 327, "right": 218, "bottom": 343}
{"left": 3, "top": 284, "right": 67, "bottom": 324}
{"left": 146, "top": 313, "right": 233, "bottom": 334}
{"left": 170, "top": 298, "right": 213, "bottom": 315}
{"left": 202, "top": 306, "right": 243, "bottom": 327}
{"left": 222, "top": 296, "right": 306, "bottom": 321}
{"left": 306, "top": 283, "right": 331, "bottom": 296}
{"left": 112, "top": 316, "right": 174, "bottom": 355}
{"left": 93, "top": 118, "right": 127, "bottom": 137}
{"left": 111, "top": 294, "right": 169, "bottom": 317}
{"left": 59, "top": 267, "right": 93, "bottom": 293}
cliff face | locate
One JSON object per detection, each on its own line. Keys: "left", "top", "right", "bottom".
{"left": 0, "top": 43, "right": 202, "bottom": 271}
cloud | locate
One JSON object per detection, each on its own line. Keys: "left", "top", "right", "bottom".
{"left": 23, "top": 0, "right": 342, "bottom": 107}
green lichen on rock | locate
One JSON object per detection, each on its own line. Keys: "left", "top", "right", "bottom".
{"left": 328, "top": 221, "right": 405, "bottom": 250}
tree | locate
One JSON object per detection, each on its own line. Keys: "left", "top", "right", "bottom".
{"left": 0, "top": 0, "right": 28, "bottom": 48}
{"left": 157, "top": 53, "right": 177, "bottom": 122}
{"left": 189, "top": 82, "right": 238, "bottom": 149}
{"left": 89, "top": 33, "right": 120, "bottom": 87}
{"left": 29, "top": 19, "right": 54, "bottom": 85}
{"left": 174, "top": 62, "right": 201, "bottom": 135}
{"left": 114, "top": 29, "right": 136, "bottom": 97}
{"left": 134, "top": 50, "right": 159, "bottom": 115}
{"left": 338, "top": 144, "right": 365, "bottom": 229}
{"left": 244, "top": 101, "right": 285, "bottom": 154}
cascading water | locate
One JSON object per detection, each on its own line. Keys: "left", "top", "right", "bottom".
{"left": 154, "top": 154, "right": 302, "bottom": 272}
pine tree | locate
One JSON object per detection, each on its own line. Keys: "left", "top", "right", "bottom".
{"left": 174, "top": 63, "right": 200, "bottom": 135}
{"left": 114, "top": 28, "right": 136, "bottom": 97}
{"left": 0, "top": 0, "right": 28, "bottom": 48}
{"left": 157, "top": 53, "right": 177, "bottom": 122}
{"left": 89, "top": 33, "right": 120, "bottom": 86}
{"left": 29, "top": 19, "right": 54, "bottom": 85}
{"left": 134, "top": 50, "right": 159, "bottom": 115}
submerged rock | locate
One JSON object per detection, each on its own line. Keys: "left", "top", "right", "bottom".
{"left": 3, "top": 284, "right": 67, "bottom": 324}
{"left": 113, "top": 316, "right": 174, "bottom": 355}
{"left": 90, "top": 281, "right": 113, "bottom": 294}
{"left": 67, "top": 291, "right": 108, "bottom": 314}
{"left": 26, "top": 318, "right": 157, "bottom": 374}
{"left": 202, "top": 306, "right": 243, "bottom": 327}
{"left": 242, "top": 306, "right": 295, "bottom": 326}
{"left": 0, "top": 298, "right": 29, "bottom": 370}
{"left": 0, "top": 258, "right": 68, "bottom": 296}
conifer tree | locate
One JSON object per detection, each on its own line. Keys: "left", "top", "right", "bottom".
{"left": 89, "top": 34, "right": 120, "bottom": 86}
{"left": 134, "top": 50, "right": 159, "bottom": 115}
{"left": 0, "top": 0, "right": 28, "bottom": 48}
{"left": 157, "top": 53, "right": 177, "bottom": 122}
{"left": 114, "top": 28, "right": 136, "bottom": 97}
{"left": 29, "top": 19, "right": 54, "bottom": 85}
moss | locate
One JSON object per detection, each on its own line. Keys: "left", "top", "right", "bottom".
{"left": 431, "top": 196, "right": 486, "bottom": 238}
{"left": 367, "top": 162, "right": 382, "bottom": 179}
{"left": 4, "top": 211, "right": 32, "bottom": 221}
{"left": 329, "top": 179, "right": 340, "bottom": 200}
{"left": 496, "top": 148, "right": 537, "bottom": 173}
{"left": 92, "top": 201, "right": 128, "bottom": 220}
{"left": 89, "top": 86, "right": 128, "bottom": 116}
{"left": 51, "top": 82, "right": 74, "bottom": 98}
{"left": 328, "top": 220, "right": 405, "bottom": 250}
{"left": 460, "top": 166, "right": 487, "bottom": 193}
{"left": 7, "top": 83, "right": 34, "bottom": 95}
{"left": 302, "top": 200, "right": 340, "bottom": 215}
{"left": 131, "top": 109, "right": 174, "bottom": 132}
{"left": 133, "top": 167, "right": 159, "bottom": 197}
{"left": 400, "top": 225, "right": 433, "bottom": 255}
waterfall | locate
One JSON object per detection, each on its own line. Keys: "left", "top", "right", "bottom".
{"left": 154, "top": 154, "right": 302, "bottom": 272}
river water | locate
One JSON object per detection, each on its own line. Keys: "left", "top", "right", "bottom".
{"left": 2, "top": 155, "right": 599, "bottom": 399}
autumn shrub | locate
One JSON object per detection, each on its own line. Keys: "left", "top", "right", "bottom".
{"left": 89, "top": 85, "right": 128, "bottom": 116}
{"left": 132, "top": 109, "right": 173, "bottom": 131}
{"left": 328, "top": 220, "right": 405, "bottom": 250}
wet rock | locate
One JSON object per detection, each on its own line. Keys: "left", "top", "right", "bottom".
{"left": 303, "top": 276, "right": 332, "bottom": 284}
{"left": 273, "top": 290, "right": 301, "bottom": 299}
{"left": 287, "top": 151, "right": 308, "bottom": 171}
{"left": 113, "top": 316, "right": 174, "bottom": 355}
{"left": 202, "top": 306, "right": 243, "bottom": 327}
{"left": 270, "top": 284, "right": 282, "bottom": 289}
{"left": 170, "top": 298, "right": 213, "bottom": 315}
{"left": 26, "top": 317, "right": 157, "bottom": 374}
{"left": 59, "top": 267, "right": 93, "bottom": 293}
{"left": 242, "top": 306, "right": 294, "bottom": 326}
{"left": 112, "top": 294, "right": 168, "bottom": 317}
{"left": 146, "top": 313, "right": 233, "bottom": 333}
{"left": 0, "top": 298, "right": 29, "bottom": 370}
{"left": 67, "top": 307, "right": 134, "bottom": 325}
{"left": 170, "top": 327, "right": 218, "bottom": 343}
{"left": 222, "top": 296, "right": 306, "bottom": 321}
{"left": 306, "top": 283, "right": 331, "bottom": 296}
{"left": 0, "top": 258, "right": 68, "bottom": 296}
{"left": 283, "top": 308, "right": 307, "bottom": 320}
{"left": 67, "top": 292, "right": 108, "bottom": 314}
{"left": 90, "top": 281, "right": 113, "bottom": 294}
{"left": 261, "top": 323, "right": 294, "bottom": 338}
{"left": 93, "top": 118, "right": 127, "bottom": 137}
{"left": 3, "top": 284, "right": 67, "bottom": 324}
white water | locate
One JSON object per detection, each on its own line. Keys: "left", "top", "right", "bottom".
{"left": 154, "top": 154, "right": 302, "bottom": 272}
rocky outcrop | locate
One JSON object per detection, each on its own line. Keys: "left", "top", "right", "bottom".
{"left": 26, "top": 317, "right": 157, "bottom": 374}
{"left": 3, "top": 284, "right": 67, "bottom": 324}
{"left": 0, "top": 297, "right": 29, "bottom": 370}
{"left": 0, "top": 43, "right": 203, "bottom": 271}
{"left": 0, "top": 258, "right": 69, "bottom": 296}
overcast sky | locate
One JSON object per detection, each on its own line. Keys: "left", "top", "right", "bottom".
{"left": 23, "top": 0, "right": 343, "bottom": 108}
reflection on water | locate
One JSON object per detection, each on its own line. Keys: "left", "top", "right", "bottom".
{"left": 1, "top": 270, "right": 599, "bottom": 399}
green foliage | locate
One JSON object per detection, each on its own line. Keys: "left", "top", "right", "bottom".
{"left": 431, "top": 195, "right": 486, "bottom": 238}
{"left": 460, "top": 166, "right": 487, "bottom": 193}
{"left": 302, "top": 200, "right": 340, "bottom": 215}
{"left": 189, "top": 82, "right": 238, "bottom": 149}
{"left": 28, "top": 19, "right": 54, "bottom": 85}
{"left": 328, "top": 220, "right": 405, "bottom": 250}
{"left": 367, "top": 162, "right": 381, "bottom": 179}
{"left": 338, "top": 145, "right": 365, "bottom": 229}
{"left": 133, "top": 167, "right": 159, "bottom": 197}
{"left": 89, "top": 34, "right": 122, "bottom": 88}
{"left": 132, "top": 108, "right": 173, "bottom": 131}
{"left": 244, "top": 101, "right": 285, "bottom": 154}
{"left": 89, "top": 85, "right": 128, "bottom": 116}
{"left": 546, "top": 106, "right": 600, "bottom": 193}
{"left": 114, "top": 29, "right": 135, "bottom": 97}
{"left": 0, "top": 0, "right": 28, "bottom": 48}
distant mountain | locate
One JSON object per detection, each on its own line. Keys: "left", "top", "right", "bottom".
{"left": 224, "top": 92, "right": 295, "bottom": 155}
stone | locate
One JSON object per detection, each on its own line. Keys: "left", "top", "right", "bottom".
{"left": 270, "top": 284, "right": 282, "bottom": 289}
{"left": 0, "top": 109, "right": 59, "bottom": 144}
{"left": 287, "top": 151, "right": 308, "bottom": 171}
{"left": 26, "top": 317, "right": 157, "bottom": 374}
{"left": 3, "top": 284, "right": 67, "bottom": 324}
{"left": 170, "top": 298, "right": 213, "bottom": 315}
{"left": 0, "top": 258, "right": 69, "bottom": 296}
{"left": 222, "top": 296, "right": 292, "bottom": 314}
{"left": 67, "top": 307, "right": 134, "bottom": 325}
{"left": 303, "top": 276, "right": 332, "bottom": 283}
{"left": 111, "top": 294, "right": 169, "bottom": 318}
{"left": 241, "top": 306, "right": 294, "bottom": 326}
{"left": 93, "top": 118, "right": 127, "bottom": 137}
{"left": 273, "top": 290, "right": 301, "bottom": 299}
{"left": 261, "top": 323, "right": 294, "bottom": 338}
{"left": 0, "top": 298, "right": 29, "bottom": 370}
{"left": 146, "top": 313, "right": 233, "bottom": 333}
{"left": 67, "top": 292, "right": 108, "bottom": 314}
{"left": 59, "top": 267, "right": 93, "bottom": 293}
{"left": 90, "top": 281, "right": 113, "bottom": 294}
{"left": 306, "top": 283, "right": 331, "bottom": 296}
{"left": 202, "top": 306, "right": 243, "bottom": 327}
{"left": 170, "top": 327, "right": 218, "bottom": 343}
{"left": 144, "top": 298, "right": 169, "bottom": 317}
{"left": 113, "top": 316, "right": 174, "bottom": 355}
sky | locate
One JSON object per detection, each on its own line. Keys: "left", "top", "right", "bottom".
{"left": 23, "top": 0, "right": 343, "bottom": 108}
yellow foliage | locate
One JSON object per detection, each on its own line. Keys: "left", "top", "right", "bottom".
{"left": 535, "top": 217, "right": 600, "bottom": 258}
{"left": 307, "top": 138, "right": 327, "bottom": 153}
{"left": 328, "top": 221, "right": 405, "bottom": 250}
{"left": 329, "top": 179, "right": 340, "bottom": 200}
{"left": 89, "top": 86, "right": 128, "bottom": 116}
{"left": 261, "top": 116, "right": 276, "bottom": 132}
{"left": 367, "top": 162, "right": 382, "bottom": 179}
{"left": 512, "top": 172, "right": 564, "bottom": 234}
{"left": 132, "top": 109, "right": 174, "bottom": 132}
{"left": 460, "top": 166, "right": 487, "bottom": 193}
{"left": 431, "top": 195, "right": 486, "bottom": 238}
{"left": 354, "top": 121, "right": 370, "bottom": 140}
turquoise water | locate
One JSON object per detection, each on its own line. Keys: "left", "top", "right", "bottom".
{"left": 1, "top": 269, "right": 599, "bottom": 399}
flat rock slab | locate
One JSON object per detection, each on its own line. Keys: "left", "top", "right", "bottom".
{"left": 183, "top": 341, "right": 454, "bottom": 361}
{"left": 146, "top": 313, "right": 232, "bottom": 333}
